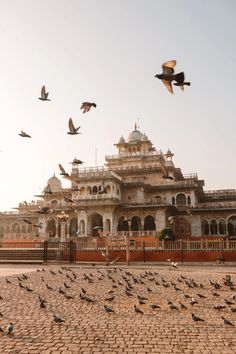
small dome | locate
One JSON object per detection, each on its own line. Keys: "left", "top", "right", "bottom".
{"left": 46, "top": 174, "right": 62, "bottom": 192}
{"left": 142, "top": 133, "right": 148, "bottom": 140}
{"left": 118, "top": 135, "right": 125, "bottom": 144}
{"left": 128, "top": 130, "right": 143, "bottom": 142}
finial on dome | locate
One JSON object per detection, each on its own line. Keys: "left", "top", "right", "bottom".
{"left": 135, "top": 122, "right": 137, "bottom": 131}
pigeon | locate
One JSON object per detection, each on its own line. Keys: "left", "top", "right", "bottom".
{"left": 104, "top": 305, "right": 114, "bottom": 313}
{"left": 53, "top": 315, "right": 65, "bottom": 323}
{"left": 7, "top": 323, "right": 14, "bottom": 334}
{"left": 37, "top": 206, "right": 51, "bottom": 215}
{"left": 221, "top": 316, "right": 234, "bottom": 326}
{"left": 6, "top": 278, "right": 11, "bottom": 284}
{"left": 23, "top": 219, "right": 32, "bottom": 224}
{"left": 44, "top": 184, "right": 53, "bottom": 194}
{"left": 160, "top": 161, "right": 174, "bottom": 180}
{"left": 58, "top": 164, "right": 70, "bottom": 177}
{"left": 80, "top": 102, "right": 96, "bottom": 113}
{"left": 179, "top": 302, "right": 188, "bottom": 309}
{"left": 150, "top": 304, "right": 160, "bottom": 309}
{"left": 67, "top": 118, "right": 81, "bottom": 135}
{"left": 213, "top": 305, "right": 226, "bottom": 310}
{"left": 191, "top": 313, "right": 204, "bottom": 322}
{"left": 134, "top": 305, "right": 144, "bottom": 314}
{"left": 19, "top": 130, "right": 31, "bottom": 138}
{"left": 0, "top": 325, "right": 3, "bottom": 333}
{"left": 38, "top": 85, "right": 50, "bottom": 101}
{"left": 40, "top": 300, "right": 46, "bottom": 308}
{"left": 155, "top": 60, "right": 190, "bottom": 93}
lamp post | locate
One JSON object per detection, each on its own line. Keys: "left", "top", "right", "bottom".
{"left": 57, "top": 211, "right": 69, "bottom": 242}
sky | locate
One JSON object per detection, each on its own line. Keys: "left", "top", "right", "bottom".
{"left": 0, "top": 0, "right": 236, "bottom": 211}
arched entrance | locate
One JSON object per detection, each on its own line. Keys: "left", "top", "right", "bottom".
{"left": 88, "top": 213, "right": 103, "bottom": 236}
{"left": 131, "top": 216, "right": 141, "bottom": 231}
{"left": 117, "top": 217, "right": 129, "bottom": 231}
{"left": 47, "top": 218, "right": 56, "bottom": 237}
{"left": 175, "top": 218, "right": 191, "bottom": 239}
{"left": 69, "top": 218, "right": 78, "bottom": 237}
{"left": 144, "top": 215, "right": 156, "bottom": 231}
{"left": 228, "top": 216, "right": 236, "bottom": 236}
{"left": 202, "top": 220, "right": 209, "bottom": 235}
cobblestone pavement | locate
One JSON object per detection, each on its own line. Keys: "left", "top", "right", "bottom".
{"left": 1, "top": 264, "right": 236, "bottom": 353}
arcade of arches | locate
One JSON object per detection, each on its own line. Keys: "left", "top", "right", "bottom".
{"left": 202, "top": 216, "right": 236, "bottom": 236}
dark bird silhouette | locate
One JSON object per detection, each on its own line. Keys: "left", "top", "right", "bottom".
{"left": 53, "top": 315, "right": 65, "bottom": 323}
{"left": 67, "top": 118, "right": 81, "bottom": 135}
{"left": 160, "top": 159, "right": 174, "bottom": 180}
{"left": 64, "top": 197, "right": 73, "bottom": 203}
{"left": 0, "top": 325, "right": 3, "bottom": 333}
{"left": 25, "top": 286, "right": 33, "bottom": 292}
{"left": 81, "top": 102, "right": 96, "bottom": 113}
{"left": 179, "top": 302, "right": 188, "bottom": 309}
{"left": 155, "top": 60, "right": 190, "bottom": 93}
{"left": 44, "top": 184, "right": 53, "bottom": 194}
{"left": 150, "top": 304, "right": 160, "bottom": 309}
{"left": 59, "top": 164, "right": 70, "bottom": 177}
{"left": 23, "top": 219, "right": 32, "bottom": 224}
{"left": 225, "top": 299, "right": 234, "bottom": 305}
{"left": 192, "top": 313, "right": 204, "bottom": 322}
{"left": 213, "top": 305, "right": 226, "bottom": 310}
{"left": 19, "top": 130, "right": 31, "bottom": 138}
{"left": 104, "top": 305, "right": 114, "bottom": 313}
{"left": 221, "top": 316, "right": 234, "bottom": 326}
{"left": 134, "top": 305, "right": 144, "bottom": 314}
{"left": 64, "top": 294, "right": 74, "bottom": 300}
{"left": 40, "top": 300, "right": 46, "bottom": 308}
{"left": 7, "top": 323, "right": 14, "bottom": 334}
{"left": 64, "top": 282, "right": 70, "bottom": 289}
{"left": 46, "top": 283, "right": 53, "bottom": 290}
{"left": 6, "top": 278, "right": 11, "bottom": 284}
{"left": 37, "top": 206, "right": 51, "bottom": 215}
{"left": 38, "top": 85, "right": 50, "bottom": 101}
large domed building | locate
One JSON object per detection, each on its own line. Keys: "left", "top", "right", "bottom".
{"left": 0, "top": 125, "right": 236, "bottom": 240}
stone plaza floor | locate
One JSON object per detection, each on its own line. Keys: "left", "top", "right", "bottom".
{"left": 1, "top": 263, "right": 236, "bottom": 353}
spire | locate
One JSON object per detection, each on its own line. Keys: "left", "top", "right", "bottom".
{"left": 135, "top": 122, "right": 137, "bottom": 131}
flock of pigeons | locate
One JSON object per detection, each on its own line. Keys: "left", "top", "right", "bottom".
{"left": 18, "top": 85, "right": 97, "bottom": 139}
{"left": 15, "top": 60, "right": 191, "bottom": 192}
{"left": 0, "top": 266, "right": 235, "bottom": 336}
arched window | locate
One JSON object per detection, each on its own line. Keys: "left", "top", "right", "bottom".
{"left": 47, "top": 219, "right": 56, "bottom": 237}
{"left": 117, "top": 217, "right": 129, "bottom": 231}
{"left": 87, "top": 186, "right": 92, "bottom": 195}
{"left": 202, "top": 220, "right": 209, "bottom": 235}
{"left": 51, "top": 200, "right": 58, "bottom": 208}
{"left": 210, "top": 220, "right": 217, "bottom": 235}
{"left": 187, "top": 195, "right": 191, "bottom": 206}
{"left": 69, "top": 218, "right": 78, "bottom": 237}
{"left": 176, "top": 194, "right": 186, "bottom": 207}
{"left": 228, "top": 216, "right": 236, "bottom": 236}
{"left": 144, "top": 216, "right": 156, "bottom": 231}
{"left": 154, "top": 196, "right": 162, "bottom": 204}
{"left": 79, "top": 187, "right": 85, "bottom": 195}
{"left": 219, "top": 219, "right": 226, "bottom": 235}
{"left": 11, "top": 223, "right": 20, "bottom": 233}
{"left": 131, "top": 216, "right": 141, "bottom": 231}
{"left": 127, "top": 196, "right": 131, "bottom": 203}
{"left": 171, "top": 196, "right": 175, "bottom": 206}
{"left": 92, "top": 186, "right": 98, "bottom": 194}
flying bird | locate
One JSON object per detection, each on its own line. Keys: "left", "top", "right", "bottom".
{"left": 80, "top": 102, "right": 97, "bottom": 113}
{"left": 67, "top": 118, "right": 81, "bottom": 135}
{"left": 23, "top": 219, "right": 32, "bottom": 225}
{"left": 58, "top": 164, "right": 70, "bottom": 177}
{"left": 160, "top": 161, "right": 173, "bottom": 180}
{"left": 19, "top": 130, "right": 31, "bottom": 138}
{"left": 155, "top": 60, "right": 190, "bottom": 93}
{"left": 38, "top": 85, "right": 51, "bottom": 101}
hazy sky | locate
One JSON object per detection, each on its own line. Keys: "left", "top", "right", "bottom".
{"left": 0, "top": 0, "right": 236, "bottom": 211}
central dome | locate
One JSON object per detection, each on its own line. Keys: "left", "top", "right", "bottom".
{"left": 45, "top": 174, "right": 62, "bottom": 193}
{"left": 128, "top": 130, "right": 143, "bottom": 142}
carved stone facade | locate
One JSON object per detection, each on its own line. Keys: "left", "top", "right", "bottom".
{"left": 1, "top": 127, "right": 236, "bottom": 240}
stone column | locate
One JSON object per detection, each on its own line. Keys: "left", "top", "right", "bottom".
{"left": 60, "top": 221, "right": 66, "bottom": 242}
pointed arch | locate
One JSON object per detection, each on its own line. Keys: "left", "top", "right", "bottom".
{"left": 69, "top": 218, "right": 78, "bottom": 237}
{"left": 131, "top": 216, "right": 141, "bottom": 231}
{"left": 202, "top": 220, "right": 209, "bottom": 235}
{"left": 144, "top": 215, "right": 156, "bottom": 231}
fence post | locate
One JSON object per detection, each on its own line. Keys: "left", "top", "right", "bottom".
{"left": 43, "top": 240, "right": 48, "bottom": 263}
{"left": 125, "top": 234, "right": 130, "bottom": 266}
{"left": 69, "top": 241, "right": 75, "bottom": 263}
{"left": 142, "top": 241, "right": 146, "bottom": 263}
{"left": 180, "top": 239, "right": 184, "bottom": 264}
